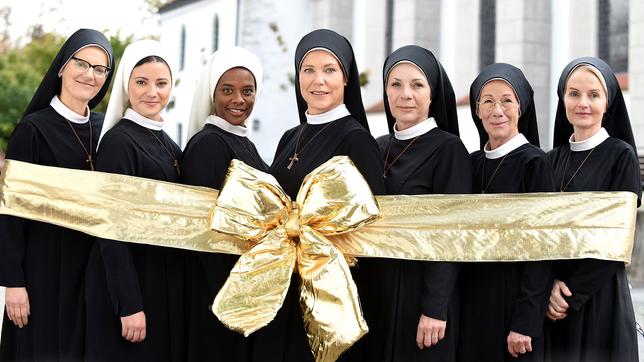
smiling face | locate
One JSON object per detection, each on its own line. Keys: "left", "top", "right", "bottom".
{"left": 477, "top": 79, "right": 521, "bottom": 149}
{"left": 213, "top": 67, "right": 256, "bottom": 126}
{"left": 59, "top": 46, "right": 109, "bottom": 113}
{"left": 386, "top": 62, "right": 431, "bottom": 131}
{"left": 127, "top": 60, "right": 172, "bottom": 121}
{"left": 564, "top": 67, "right": 607, "bottom": 138}
{"left": 298, "top": 49, "right": 346, "bottom": 115}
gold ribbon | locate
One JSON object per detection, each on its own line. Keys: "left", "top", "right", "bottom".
{"left": 0, "top": 157, "right": 638, "bottom": 361}
{"left": 210, "top": 157, "right": 379, "bottom": 361}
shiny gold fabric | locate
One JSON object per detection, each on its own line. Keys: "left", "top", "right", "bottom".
{"left": 210, "top": 157, "right": 378, "bottom": 361}
{"left": 0, "top": 157, "right": 638, "bottom": 361}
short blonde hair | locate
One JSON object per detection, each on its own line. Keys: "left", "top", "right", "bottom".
{"left": 566, "top": 64, "right": 609, "bottom": 106}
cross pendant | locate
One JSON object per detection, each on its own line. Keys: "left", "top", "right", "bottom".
{"left": 287, "top": 153, "right": 299, "bottom": 170}
{"left": 87, "top": 156, "right": 94, "bottom": 171}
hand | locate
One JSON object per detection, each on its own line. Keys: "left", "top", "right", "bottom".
{"left": 547, "top": 279, "right": 572, "bottom": 321}
{"left": 416, "top": 314, "right": 446, "bottom": 349}
{"left": 120, "top": 311, "right": 146, "bottom": 343}
{"left": 5, "top": 287, "right": 30, "bottom": 328}
{"left": 507, "top": 331, "right": 532, "bottom": 358}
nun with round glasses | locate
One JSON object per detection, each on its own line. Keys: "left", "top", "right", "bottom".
{"left": 458, "top": 63, "right": 555, "bottom": 362}
{"left": 0, "top": 29, "right": 114, "bottom": 362}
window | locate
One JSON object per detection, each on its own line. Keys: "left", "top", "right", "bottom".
{"left": 180, "top": 25, "right": 186, "bottom": 71}
{"left": 479, "top": 0, "right": 496, "bottom": 70}
{"left": 598, "top": 0, "right": 628, "bottom": 72}
{"left": 213, "top": 15, "right": 220, "bottom": 52}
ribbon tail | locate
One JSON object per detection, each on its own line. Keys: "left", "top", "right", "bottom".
{"left": 212, "top": 228, "right": 296, "bottom": 336}
{"left": 297, "top": 227, "right": 368, "bottom": 362}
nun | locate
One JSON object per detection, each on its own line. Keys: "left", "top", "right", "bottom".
{"left": 84, "top": 39, "right": 185, "bottom": 362}
{"left": 375, "top": 45, "right": 471, "bottom": 361}
{"left": 0, "top": 29, "right": 113, "bottom": 361}
{"left": 458, "top": 63, "right": 555, "bottom": 361}
{"left": 545, "top": 57, "right": 640, "bottom": 362}
{"left": 181, "top": 46, "right": 267, "bottom": 362}
{"left": 267, "top": 28, "right": 386, "bottom": 361}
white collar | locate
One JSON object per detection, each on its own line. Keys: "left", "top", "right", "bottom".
{"left": 484, "top": 133, "right": 529, "bottom": 159}
{"left": 50, "top": 96, "right": 89, "bottom": 124}
{"left": 569, "top": 127, "right": 609, "bottom": 151}
{"left": 124, "top": 108, "right": 164, "bottom": 131}
{"left": 305, "top": 104, "right": 350, "bottom": 125}
{"left": 205, "top": 115, "right": 248, "bottom": 137}
{"left": 394, "top": 118, "right": 437, "bottom": 140}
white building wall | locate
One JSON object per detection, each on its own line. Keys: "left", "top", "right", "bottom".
{"left": 159, "top": 0, "right": 238, "bottom": 148}
{"left": 630, "top": 0, "right": 644, "bottom": 153}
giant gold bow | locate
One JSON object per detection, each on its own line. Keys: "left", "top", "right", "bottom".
{"left": 210, "top": 156, "right": 380, "bottom": 362}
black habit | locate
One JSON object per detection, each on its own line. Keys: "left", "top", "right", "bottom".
{"left": 84, "top": 119, "right": 186, "bottom": 362}
{"left": 545, "top": 56, "right": 641, "bottom": 362}
{"left": 458, "top": 63, "right": 555, "bottom": 362}
{"left": 265, "top": 28, "right": 386, "bottom": 362}
{"left": 181, "top": 124, "right": 268, "bottom": 362}
{"left": 0, "top": 28, "right": 113, "bottom": 362}
{"left": 374, "top": 44, "right": 470, "bottom": 362}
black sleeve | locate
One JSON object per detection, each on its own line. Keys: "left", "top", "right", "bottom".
{"left": 345, "top": 130, "right": 386, "bottom": 195}
{"left": 94, "top": 133, "right": 143, "bottom": 316}
{"left": 563, "top": 148, "right": 640, "bottom": 310}
{"left": 511, "top": 154, "right": 555, "bottom": 336}
{"left": 181, "top": 134, "right": 232, "bottom": 190}
{"left": 422, "top": 139, "right": 472, "bottom": 320}
{"left": 0, "top": 122, "right": 39, "bottom": 287}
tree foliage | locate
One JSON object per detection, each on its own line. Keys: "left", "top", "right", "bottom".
{"left": 0, "top": 31, "right": 131, "bottom": 151}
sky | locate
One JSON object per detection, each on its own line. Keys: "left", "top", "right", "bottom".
{"left": 1, "top": 0, "right": 161, "bottom": 45}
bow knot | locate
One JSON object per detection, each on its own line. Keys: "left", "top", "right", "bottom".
{"left": 209, "top": 156, "right": 380, "bottom": 362}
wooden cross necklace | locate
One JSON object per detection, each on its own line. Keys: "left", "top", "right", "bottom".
{"left": 65, "top": 118, "right": 94, "bottom": 170}
{"left": 287, "top": 121, "right": 334, "bottom": 170}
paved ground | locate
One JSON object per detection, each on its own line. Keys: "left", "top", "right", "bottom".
{"left": 2, "top": 286, "right": 644, "bottom": 359}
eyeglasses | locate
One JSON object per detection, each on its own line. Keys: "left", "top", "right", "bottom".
{"left": 70, "top": 56, "right": 111, "bottom": 77}
{"left": 476, "top": 98, "right": 520, "bottom": 113}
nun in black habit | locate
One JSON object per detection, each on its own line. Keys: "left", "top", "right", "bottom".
{"left": 457, "top": 63, "right": 555, "bottom": 362}
{"left": 267, "top": 28, "right": 386, "bottom": 361}
{"left": 181, "top": 46, "right": 267, "bottom": 362}
{"left": 0, "top": 29, "right": 114, "bottom": 362}
{"left": 545, "top": 57, "right": 640, "bottom": 362}
{"left": 84, "top": 40, "right": 185, "bottom": 362}
{"left": 373, "top": 45, "right": 471, "bottom": 362}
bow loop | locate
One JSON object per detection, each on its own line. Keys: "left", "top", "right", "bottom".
{"left": 211, "top": 156, "right": 381, "bottom": 361}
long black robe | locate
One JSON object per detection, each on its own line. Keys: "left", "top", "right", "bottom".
{"left": 84, "top": 119, "right": 185, "bottom": 362}
{"left": 545, "top": 137, "right": 640, "bottom": 362}
{"left": 265, "top": 116, "right": 385, "bottom": 362}
{"left": 181, "top": 124, "right": 268, "bottom": 362}
{"left": 375, "top": 128, "right": 471, "bottom": 361}
{"left": 458, "top": 143, "right": 555, "bottom": 362}
{"left": 0, "top": 107, "right": 101, "bottom": 362}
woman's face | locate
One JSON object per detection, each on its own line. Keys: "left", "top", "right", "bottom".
{"left": 564, "top": 68, "right": 607, "bottom": 134}
{"left": 59, "top": 46, "right": 109, "bottom": 110}
{"left": 299, "top": 49, "right": 345, "bottom": 115}
{"left": 213, "top": 67, "right": 256, "bottom": 126}
{"left": 477, "top": 79, "right": 521, "bottom": 149}
{"left": 386, "top": 62, "right": 431, "bottom": 131}
{"left": 127, "top": 61, "right": 172, "bottom": 121}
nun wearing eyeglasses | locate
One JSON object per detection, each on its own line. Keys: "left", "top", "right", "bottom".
{"left": 0, "top": 29, "right": 114, "bottom": 362}
{"left": 544, "top": 57, "right": 640, "bottom": 362}
{"left": 457, "top": 63, "right": 554, "bottom": 361}
{"left": 374, "top": 45, "right": 471, "bottom": 362}
{"left": 181, "top": 46, "right": 267, "bottom": 362}
{"left": 84, "top": 40, "right": 185, "bottom": 362}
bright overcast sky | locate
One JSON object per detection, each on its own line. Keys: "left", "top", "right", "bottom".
{"left": 2, "top": 0, "right": 160, "bottom": 44}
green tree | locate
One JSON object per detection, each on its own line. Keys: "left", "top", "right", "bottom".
{"left": 0, "top": 31, "right": 131, "bottom": 151}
